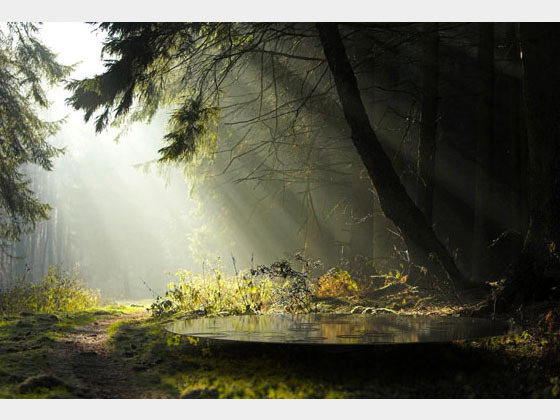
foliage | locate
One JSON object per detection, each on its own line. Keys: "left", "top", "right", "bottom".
{"left": 66, "top": 23, "right": 325, "bottom": 168}
{"left": 0, "top": 265, "right": 99, "bottom": 314}
{"left": 0, "top": 23, "right": 72, "bottom": 247}
{"left": 316, "top": 267, "right": 359, "bottom": 297}
{"left": 159, "top": 98, "right": 220, "bottom": 163}
{"left": 149, "top": 255, "right": 322, "bottom": 317}
{"left": 149, "top": 256, "right": 419, "bottom": 317}
{"left": 149, "top": 268, "right": 276, "bottom": 317}
{"left": 251, "top": 254, "right": 321, "bottom": 312}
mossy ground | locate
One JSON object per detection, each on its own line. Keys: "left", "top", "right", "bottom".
{"left": 107, "top": 298, "right": 560, "bottom": 398}
{"left": 0, "top": 305, "right": 143, "bottom": 398}
{"left": 1, "top": 301, "right": 559, "bottom": 398}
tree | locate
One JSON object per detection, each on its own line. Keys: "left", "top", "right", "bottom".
{"left": 416, "top": 23, "right": 439, "bottom": 225}
{"left": 0, "top": 23, "right": 71, "bottom": 253}
{"left": 315, "top": 23, "right": 470, "bottom": 290}
{"left": 67, "top": 22, "right": 471, "bottom": 290}
{"left": 471, "top": 23, "right": 495, "bottom": 282}
{"left": 503, "top": 23, "right": 560, "bottom": 303}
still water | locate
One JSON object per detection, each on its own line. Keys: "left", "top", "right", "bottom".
{"left": 165, "top": 313, "right": 518, "bottom": 345}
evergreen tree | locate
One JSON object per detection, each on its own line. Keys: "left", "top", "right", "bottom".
{"left": 0, "top": 23, "right": 72, "bottom": 251}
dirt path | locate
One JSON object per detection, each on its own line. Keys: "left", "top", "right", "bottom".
{"left": 49, "top": 311, "right": 148, "bottom": 398}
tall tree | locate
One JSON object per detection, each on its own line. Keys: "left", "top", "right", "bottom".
{"left": 315, "top": 23, "right": 470, "bottom": 289}
{"left": 416, "top": 23, "right": 439, "bottom": 225}
{"left": 67, "top": 22, "right": 471, "bottom": 289}
{"left": 0, "top": 23, "right": 71, "bottom": 254}
{"left": 472, "top": 23, "right": 495, "bottom": 282}
{"left": 504, "top": 23, "right": 560, "bottom": 302}
{"left": 504, "top": 23, "right": 527, "bottom": 238}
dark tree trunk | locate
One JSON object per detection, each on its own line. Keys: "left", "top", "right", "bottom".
{"left": 472, "top": 23, "right": 495, "bottom": 282}
{"left": 416, "top": 23, "right": 439, "bottom": 225}
{"left": 505, "top": 23, "right": 528, "bottom": 238}
{"left": 504, "top": 23, "right": 560, "bottom": 303}
{"left": 316, "top": 23, "right": 470, "bottom": 290}
{"left": 349, "top": 166, "right": 374, "bottom": 263}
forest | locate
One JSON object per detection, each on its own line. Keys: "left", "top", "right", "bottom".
{"left": 1, "top": 20, "right": 560, "bottom": 402}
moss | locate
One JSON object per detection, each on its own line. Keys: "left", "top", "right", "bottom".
{"left": 1, "top": 300, "right": 559, "bottom": 398}
{"left": 102, "top": 310, "right": 560, "bottom": 399}
{"left": 0, "top": 305, "right": 143, "bottom": 398}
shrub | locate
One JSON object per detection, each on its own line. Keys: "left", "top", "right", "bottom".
{"left": 149, "top": 269, "right": 276, "bottom": 317}
{"left": 149, "top": 257, "right": 321, "bottom": 317}
{"left": 317, "top": 268, "right": 359, "bottom": 298}
{"left": 0, "top": 265, "right": 99, "bottom": 314}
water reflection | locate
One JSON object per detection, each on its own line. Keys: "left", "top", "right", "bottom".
{"left": 165, "top": 314, "right": 518, "bottom": 345}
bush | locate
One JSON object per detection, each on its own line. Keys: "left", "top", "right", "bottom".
{"left": 0, "top": 265, "right": 99, "bottom": 314}
{"left": 316, "top": 268, "right": 359, "bottom": 298}
{"left": 149, "top": 269, "right": 276, "bottom": 317}
{"left": 150, "top": 257, "right": 320, "bottom": 317}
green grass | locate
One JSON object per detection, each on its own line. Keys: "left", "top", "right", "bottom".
{"left": 104, "top": 308, "right": 560, "bottom": 399}
{"left": 0, "top": 302, "right": 558, "bottom": 398}
{"left": 0, "top": 306, "right": 144, "bottom": 398}
{"left": 0, "top": 265, "right": 99, "bottom": 315}
{"left": 106, "top": 314, "right": 349, "bottom": 398}
{"left": 0, "top": 263, "right": 559, "bottom": 399}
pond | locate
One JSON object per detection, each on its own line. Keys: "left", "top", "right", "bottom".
{"left": 165, "top": 313, "right": 519, "bottom": 345}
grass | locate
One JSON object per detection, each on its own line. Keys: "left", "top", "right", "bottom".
{"left": 103, "top": 298, "right": 560, "bottom": 398}
{"left": 0, "top": 262, "right": 559, "bottom": 398}
{"left": 149, "top": 269, "right": 279, "bottom": 317}
{"left": 0, "top": 265, "right": 99, "bottom": 315}
{"left": 0, "top": 298, "right": 559, "bottom": 398}
{"left": 0, "top": 305, "right": 144, "bottom": 398}
{"left": 106, "top": 314, "right": 349, "bottom": 398}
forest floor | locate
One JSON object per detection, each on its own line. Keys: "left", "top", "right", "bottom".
{"left": 1, "top": 294, "right": 560, "bottom": 398}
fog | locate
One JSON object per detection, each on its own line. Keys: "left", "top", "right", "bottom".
{"left": 0, "top": 24, "right": 194, "bottom": 296}
{"left": 1, "top": 23, "right": 354, "bottom": 298}
{"left": 0, "top": 23, "right": 519, "bottom": 298}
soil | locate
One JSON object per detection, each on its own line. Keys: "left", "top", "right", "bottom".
{"left": 48, "top": 311, "right": 148, "bottom": 398}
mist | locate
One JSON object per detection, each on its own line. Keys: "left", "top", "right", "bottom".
{"left": 0, "top": 22, "right": 529, "bottom": 299}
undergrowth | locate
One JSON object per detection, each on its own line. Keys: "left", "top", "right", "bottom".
{"left": 0, "top": 265, "right": 99, "bottom": 314}
{"left": 149, "top": 269, "right": 275, "bottom": 317}
{"left": 148, "top": 255, "right": 411, "bottom": 317}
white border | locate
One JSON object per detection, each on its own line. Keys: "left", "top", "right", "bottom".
{"left": 0, "top": 399, "right": 557, "bottom": 420}
{"left": 1, "top": 0, "right": 560, "bottom": 22}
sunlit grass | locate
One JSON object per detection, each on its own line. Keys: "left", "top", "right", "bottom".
{"left": 150, "top": 268, "right": 284, "bottom": 317}
{"left": 148, "top": 261, "right": 426, "bottom": 318}
{"left": 0, "top": 265, "right": 99, "bottom": 315}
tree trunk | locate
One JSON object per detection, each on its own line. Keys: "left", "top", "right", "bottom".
{"left": 349, "top": 166, "right": 374, "bottom": 264}
{"left": 316, "top": 23, "right": 471, "bottom": 290}
{"left": 472, "top": 23, "right": 495, "bottom": 282}
{"left": 416, "top": 23, "right": 439, "bottom": 225}
{"left": 506, "top": 23, "right": 528, "bottom": 238}
{"left": 505, "top": 23, "right": 560, "bottom": 302}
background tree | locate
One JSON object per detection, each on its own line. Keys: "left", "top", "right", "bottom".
{"left": 0, "top": 23, "right": 71, "bottom": 254}
{"left": 416, "top": 23, "right": 439, "bottom": 225}
{"left": 502, "top": 23, "right": 560, "bottom": 303}
{"left": 471, "top": 23, "right": 495, "bottom": 282}
{"left": 316, "top": 23, "right": 470, "bottom": 290}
